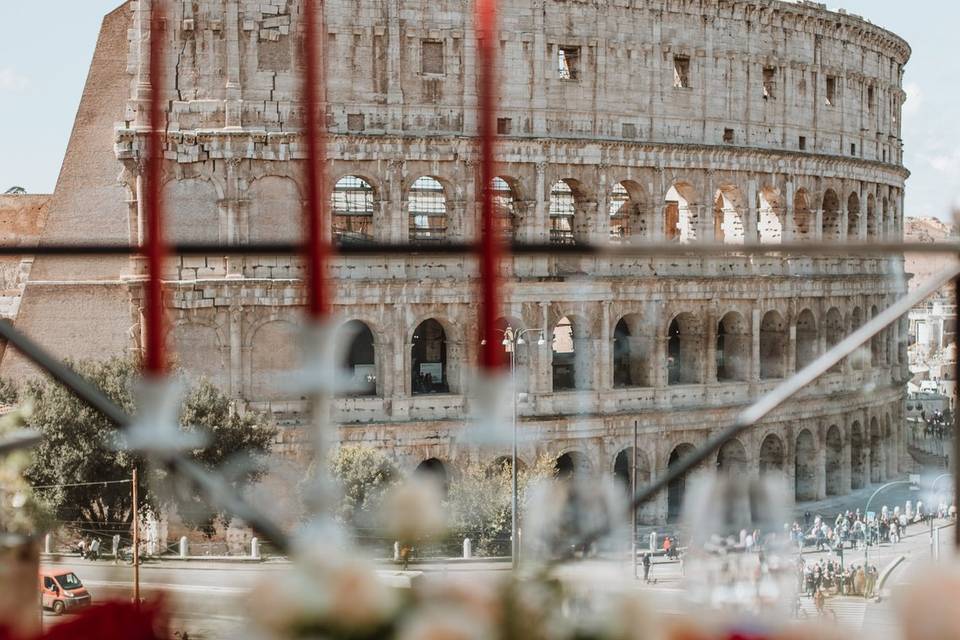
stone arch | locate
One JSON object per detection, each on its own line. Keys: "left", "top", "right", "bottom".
{"left": 247, "top": 175, "right": 301, "bottom": 243}
{"left": 717, "top": 438, "right": 748, "bottom": 475}
{"left": 870, "top": 416, "right": 883, "bottom": 483}
{"left": 825, "top": 425, "right": 843, "bottom": 496}
{"left": 796, "top": 308, "right": 818, "bottom": 370}
{"left": 847, "top": 192, "right": 861, "bottom": 239}
{"left": 870, "top": 305, "right": 883, "bottom": 365}
{"left": 668, "top": 312, "right": 703, "bottom": 385}
{"left": 822, "top": 189, "right": 841, "bottom": 242}
{"left": 850, "top": 421, "right": 865, "bottom": 490}
{"left": 759, "top": 433, "right": 785, "bottom": 475}
{"left": 250, "top": 319, "right": 300, "bottom": 400}
{"left": 795, "top": 429, "right": 817, "bottom": 502}
{"left": 170, "top": 322, "right": 228, "bottom": 390}
{"left": 491, "top": 176, "right": 520, "bottom": 241}
{"left": 825, "top": 307, "right": 844, "bottom": 373}
{"left": 882, "top": 197, "right": 889, "bottom": 240}
{"left": 412, "top": 318, "right": 449, "bottom": 395}
{"left": 665, "top": 182, "right": 697, "bottom": 244}
{"left": 793, "top": 189, "right": 814, "bottom": 242}
{"left": 866, "top": 194, "right": 878, "bottom": 240}
{"left": 408, "top": 176, "right": 448, "bottom": 243}
{"left": 555, "top": 450, "right": 590, "bottom": 479}
{"left": 716, "top": 311, "right": 750, "bottom": 382}
{"left": 165, "top": 177, "right": 220, "bottom": 244}
{"left": 551, "top": 315, "right": 592, "bottom": 391}
{"left": 760, "top": 310, "right": 787, "bottom": 380}
{"left": 415, "top": 458, "right": 449, "bottom": 493}
{"left": 332, "top": 175, "right": 376, "bottom": 245}
{"left": 758, "top": 186, "right": 784, "bottom": 244}
{"left": 667, "top": 443, "right": 695, "bottom": 522}
{"left": 609, "top": 180, "right": 650, "bottom": 243}
{"left": 884, "top": 413, "right": 896, "bottom": 477}
{"left": 714, "top": 185, "right": 746, "bottom": 244}
{"left": 614, "top": 447, "right": 655, "bottom": 524}
{"left": 548, "top": 179, "right": 584, "bottom": 245}
{"left": 337, "top": 319, "right": 377, "bottom": 397}
{"left": 613, "top": 314, "right": 652, "bottom": 388}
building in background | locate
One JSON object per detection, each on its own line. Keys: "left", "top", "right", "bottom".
{"left": 0, "top": 0, "right": 912, "bottom": 523}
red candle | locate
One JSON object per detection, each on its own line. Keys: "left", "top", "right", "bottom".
{"left": 302, "top": 0, "right": 331, "bottom": 319}
{"left": 143, "top": 2, "right": 168, "bottom": 375}
{"left": 476, "top": 0, "right": 506, "bottom": 371}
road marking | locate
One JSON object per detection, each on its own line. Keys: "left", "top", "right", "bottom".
{"left": 84, "top": 580, "right": 247, "bottom": 595}
{"left": 795, "top": 596, "right": 866, "bottom": 629}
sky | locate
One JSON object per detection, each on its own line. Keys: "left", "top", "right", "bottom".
{"left": 0, "top": 1, "right": 957, "bottom": 220}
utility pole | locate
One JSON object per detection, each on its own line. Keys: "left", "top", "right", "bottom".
{"left": 632, "top": 420, "right": 638, "bottom": 580}
{"left": 132, "top": 467, "right": 140, "bottom": 607}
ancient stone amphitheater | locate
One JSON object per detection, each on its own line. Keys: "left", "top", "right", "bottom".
{"left": 3, "top": 0, "right": 911, "bottom": 523}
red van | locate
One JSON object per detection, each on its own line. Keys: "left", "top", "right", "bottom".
{"left": 39, "top": 569, "right": 92, "bottom": 615}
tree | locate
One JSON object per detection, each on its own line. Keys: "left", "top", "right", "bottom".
{"left": 22, "top": 357, "right": 276, "bottom": 536}
{"left": 330, "top": 446, "right": 399, "bottom": 530}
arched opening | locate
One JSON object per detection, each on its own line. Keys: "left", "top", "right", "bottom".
{"left": 795, "top": 429, "right": 817, "bottom": 502}
{"left": 758, "top": 187, "right": 784, "bottom": 244}
{"left": 408, "top": 176, "right": 447, "bottom": 244}
{"left": 796, "top": 309, "right": 818, "bottom": 370}
{"left": 668, "top": 443, "right": 695, "bottom": 522}
{"left": 491, "top": 176, "right": 518, "bottom": 241}
{"left": 415, "top": 458, "right": 449, "bottom": 493}
{"left": 549, "top": 180, "right": 577, "bottom": 245}
{"left": 552, "top": 316, "right": 590, "bottom": 391}
{"left": 793, "top": 189, "right": 814, "bottom": 242}
{"left": 713, "top": 187, "right": 745, "bottom": 244}
{"left": 847, "top": 192, "right": 861, "bottom": 240}
{"left": 716, "top": 311, "right": 750, "bottom": 382}
{"left": 850, "top": 307, "right": 866, "bottom": 370}
{"left": 759, "top": 434, "right": 785, "bottom": 475}
{"left": 825, "top": 425, "right": 843, "bottom": 496}
{"left": 850, "top": 421, "right": 865, "bottom": 490}
{"left": 760, "top": 310, "right": 787, "bottom": 380}
{"left": 614, "top": 447, "right": 654, "bottom": 523}
{"left": 866, "top": 194, "right": 878, "bottom": 240}
{"left": 555, "top": 451, "right": 589, "bottom": 480}
{"left": 717, "top": 439, "right": 748, "bottom": 476}
{"left": 609, "top": 181, "right": 651, "bottom": 243}
{"left": 332, "top": 175, "right": 375, "bottom": 245}
{"left": 668, "top": 313, "right": 703, "bottom": 385}
{"left": 822, "top": 189, "right": 841, "bottom": 242}
{"left": 664, "top": 183, "right": 697, "bottom": 244}
{"left": 825, "top": 307, "right": 843, "bottom": 373}
{"left": 411, "top": 319, "right": 448, "bottom": 395}
{"left": 870, "top": 417, "right": 883, "bottom": 483}
{"left": 882, "top": 197, "right": 889, "bottom": 240}
{"left": 613, "top": 316, "right": 651, "bottom": 388}
{"left": 885, "top": 414, "right": 896, "bottom": 477}
{"left": 338, "top": 320, "right": 376, "bottom": 396}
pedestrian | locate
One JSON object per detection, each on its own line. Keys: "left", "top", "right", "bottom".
{"left": 663, "top": 536, "right": 673, "bottom": 558}
{"left": 89, "top": 537, "right": 101, "bottom": 560}
{"left": 642, "top": 552, "right": 651, "bottom": 583}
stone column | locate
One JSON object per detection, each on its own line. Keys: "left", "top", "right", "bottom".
{"left": 595, "top": 167, "right": 610, "bottom": 245}
{"left": 225, "top": 0, "right": 243, "bottom": 129}
{"left": 534, "top": 163, "right": 548, "bottom": 244}
{"left": 654, "top": 312, "right": 669, "bottom": 388}
{"left": 229, "top": 303, "right": 243, "bottom": 399}
{"left": 816, "top": 424, "right": 827, "bottom": 500}
{"left": 376, "top": 338, "right": 393, "bottom": 399}
{"left": 704, "top": 304, "right": 718, "bottom": 383}
{"left": 133, "top": 0, "right": 152, "bottom": 125}
{"left": 388, "top": 160, "right": 405, "bottom": 244}
{"left": 783, "top": 178, "right": 795, "bottom": 243}
{"left": 598, "top": 302, "right": 612, "bottom": 390}
{"left": 745, "top": 178, "right": 759, "bottom": 242}
{"left": 651, "top": 169, "right": 665, "bottom": 241}
{"left": 814, "top": 206, "right": 824, "bottom": 242}
{"left": 574, "top": 201, "right": 598, "bottom": 245}
{"left": 750, "top": 304, "right": 761, "bottom": 382}
{"left": 787, "top": 322, "right": 797, "bottom": 375}
{"left": 841, "top": 416, "right": 852, "bottom": 495}
{"left": 532, "top": 302, "right": 552, "bottom": 394}
{"left": 531, "top": 0, "right": 547, "bottom": 135}
{"left": 386, "top": 0, "right": 403, "bottom": 133}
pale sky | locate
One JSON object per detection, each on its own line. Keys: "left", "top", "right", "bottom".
{"left": 0, "top": 1, "right": 956, "bottom": 220}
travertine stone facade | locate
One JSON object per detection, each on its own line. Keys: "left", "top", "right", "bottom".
{"left": 6, "top": 0, "right": 911, "bottom": 522}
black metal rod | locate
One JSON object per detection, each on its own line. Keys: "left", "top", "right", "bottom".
{"left": 0, "top": 240, "right": 955, "bottom": 258}
{"left": 0, "top": 320, "right": 291, "bottom": 553}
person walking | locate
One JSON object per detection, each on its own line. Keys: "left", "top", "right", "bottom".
{"left": 642, "top": 552, "right": 651, "bottom": 583}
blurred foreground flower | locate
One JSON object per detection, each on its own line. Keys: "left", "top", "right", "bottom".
{"left": 894, "top": 560, "right": 960, "bottom": 640}
{"left": 382, "top": 477, "right": 447, "bottom": 543}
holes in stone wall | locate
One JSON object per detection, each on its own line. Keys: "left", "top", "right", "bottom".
{"left": 762, "top": 66, "right": 777, "bottom": 99}
{"left": 558, "top": 46, "right": 580, "bottom": 80}
{"left": 673, "top": 55, "right": 690, "bottom": 89}
{"left": 821, "top": 189, "right": 841, "bottom": 242}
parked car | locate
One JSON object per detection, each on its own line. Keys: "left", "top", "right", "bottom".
{"left": 39, "top": 569, "right": 92, "bottom": 615}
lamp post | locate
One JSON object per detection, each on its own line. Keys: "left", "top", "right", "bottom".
{"left": 863, "top": 477, "right": 920, "bottom": 568}
{"left": 492, "top": 326, "right": 546, "bottom": 570}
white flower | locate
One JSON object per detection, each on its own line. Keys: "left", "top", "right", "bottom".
{"left": 383, "top": 477, "right": 447, "bottom": 542}
{"left": 396, "top": 607, "right": 493, "bottom": 640}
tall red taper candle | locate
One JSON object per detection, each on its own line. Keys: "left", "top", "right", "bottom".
{"left": 302, "top": 0, "right": 331, "bottom": 319}
{"left": 476, "top": 0, "right": 506, "bottom": 371}
{"left": 144, "top": 1, "right": 168, "bottom": 375}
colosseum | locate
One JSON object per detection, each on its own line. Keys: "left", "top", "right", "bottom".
{"left": 1, "top": 0, "right": 911, "bottom": 523}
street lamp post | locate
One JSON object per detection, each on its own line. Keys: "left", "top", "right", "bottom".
{"left": 863, "top": 478, "right": 920, "bottom": 568}
{"left": 496, "top": 326, "right": 546, "bottom": 570}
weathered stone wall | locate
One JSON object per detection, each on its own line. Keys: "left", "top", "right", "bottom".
{"left": 6, "top": 0, "right": 913, "bottom": 521}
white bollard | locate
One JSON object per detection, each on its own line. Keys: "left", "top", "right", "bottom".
{"left": 393, "top": 541, "right": 401, "bottom": 562}
{"left": 649, "top": 532, "right": 658, "bottom": 552}
{"left": 463, "top": 538, "right": 472, "bottom": 559}
{"left": 44, "top": 533, "right": 52, "bottom": 554}
{"left": 179, "top": 536, "right": 188, "bottom": 559}
{"left": 251, "top": 537, "right": 260, "bottom": 560}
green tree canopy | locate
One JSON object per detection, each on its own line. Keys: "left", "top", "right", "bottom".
{"left": 20, "top": 357, "right": 276, "bottom": 536}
